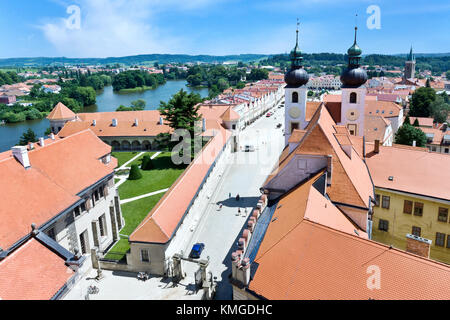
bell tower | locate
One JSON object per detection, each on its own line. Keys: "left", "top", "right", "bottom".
{"left": 284, "top": 20, "right": 309, "bottom": 145}
{"left": 339, "top": 23, "right": 368, "bottom": 137}
{"left": 404, "top": 46, "right": 416, "bottom": 80}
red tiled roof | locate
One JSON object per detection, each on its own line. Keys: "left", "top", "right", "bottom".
{"left": 366, "top": 145, "right": 450, "bottom": 200}
{"left": 47, "top": 102, "right": 76, "bottom": 120}
{"left": 129, "top": 130, "right": 232, "bottom": 244}
{"left": 0, "top": 130, "right": 115, "bottom": 249}
{"left": 0, "top": 239, "right": 74, "bottom": 300}
{"left": 249, "top": 219, "right": 450, "bottom": 300}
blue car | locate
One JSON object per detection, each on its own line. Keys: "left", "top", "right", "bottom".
{"left": 189, "top": 243, "right": 205, "bottom": 259}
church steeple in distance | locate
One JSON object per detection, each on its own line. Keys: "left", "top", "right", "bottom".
{"left": 340, "top": 15, "right": 368, "bottom": 88}
{"left": 284, "top": 19, "right": 309, "bottom": 87}
{"left": 407, "top": 46, "right": 415, "bottom": 62}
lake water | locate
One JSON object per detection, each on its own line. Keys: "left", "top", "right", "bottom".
{"left": 0, "top": 80, "right": 209, "bottom": 152}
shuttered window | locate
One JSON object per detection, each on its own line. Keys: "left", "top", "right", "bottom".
{"left": 414, "top": 202, "right": 424, "bottom": 216}
{"left": 438, "top": 207, "right": 448, "bottom": 222}
{"left": 403, "top": 200, "right": 413, "bottom": 214}
{"left": 382, "top": 196, "right": 390, "bottom": 209}
{"left": 436, "top": 232, "right": 446, "bottom": 247}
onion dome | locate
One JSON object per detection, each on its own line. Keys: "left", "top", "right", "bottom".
{"left": 285, "top": 68, "right": 309, "bottom": 87}
{"left": 340, "top": 26, "right": 367, "bottom": 88}
{"left": 285, "top": 22, "right": 309, "bottom": 87}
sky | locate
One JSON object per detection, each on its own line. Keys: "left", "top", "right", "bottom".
{"left": 0, "top": 0, "right": 449, "bottom": 58}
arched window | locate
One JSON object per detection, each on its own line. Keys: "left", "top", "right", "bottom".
{"left": 350, "top": 92, "right": 357, "bottom": 104}
{"left": 292, "top": 92, "right": 299, "bottom": 103}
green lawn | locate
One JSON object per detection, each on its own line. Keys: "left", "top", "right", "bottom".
{"left": 104, "top": 193, "right": 164, "bottom": 261}
{"left": 129, "top": 152, "right": 156, "bottom": 167}
{"left": 118, "top": 152, "right": 186, "bottom": 200}
{"left": 112, "top": 151, "right": 140, "bottom": 167}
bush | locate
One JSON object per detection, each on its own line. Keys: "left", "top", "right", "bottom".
{"left": 141, "top": 155, "right": 154, "bottom": 170}
{"left": 128, "top": 164, "right": 143, "bottom": 180}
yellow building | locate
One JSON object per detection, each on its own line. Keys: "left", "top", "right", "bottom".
{"left": 366, "top": 143, "right": 450, "bottom": 265}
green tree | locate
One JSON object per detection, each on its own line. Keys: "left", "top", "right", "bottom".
{"left": 413, "top": 118, "right": 420, "bottom": 127}
{"left": 19, "top": 128, "right": 38, "bottom": 146}
{"left": 128, "top": 164, "right": 143, "bottom": 180}
{"left": 394, "top": 124, "right": 427, "bottom": 147}
{"left": 131, "top": 99, "right": 146, "bottom": 111}
{"left": 430, "top": 96, "right": 450, "bottom": 123}
{"left": 247, "top": 68, "right": 269, "bottom": 81}
{"left": 116, "top": 105, "right": 133, "bottom": 112}
{"left": 141, "top": 155, "right": 154, "bottom": 170}
{"left": 409, "top": 87, "right": 436, "bottom": 117}
{"left": 404, "top": 115, "right": 411, "bottom": 125}
{"left": 158, "top": 89, "right": 203, "bottom": 136}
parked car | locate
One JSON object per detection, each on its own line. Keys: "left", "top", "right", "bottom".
{"left": 266, "top": 112, "right": 272, "bottom": 117}
{"left": 189, "top": 243, "right": 205, "bottom": 259}
{"left": 276, "top": 123, "right": 282, "bottom": 129}
{"left": 244, "top": 145, "right": 255, "bottom": 152}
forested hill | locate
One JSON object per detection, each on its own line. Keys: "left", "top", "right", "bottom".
{"left": 260, "top": 53, "right": 450, "bottom": 74}
{"left": 0, "top": 54, "right": 269, "bottom": 67}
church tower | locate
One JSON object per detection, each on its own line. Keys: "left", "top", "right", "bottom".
{"left": 284, "top": 21, "right": 309, "bottom": 145}
{"left": 404, "top": 46, "right": 416, "bottom": 80}
{"left": 339, "top": 25, "right": 368, "bottom": 137}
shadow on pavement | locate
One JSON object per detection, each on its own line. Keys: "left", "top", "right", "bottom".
{"left": 217, "top": 196, "right": 260, "bottom": 209}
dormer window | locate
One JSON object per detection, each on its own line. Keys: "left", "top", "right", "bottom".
{"left": 350, "top": 92, "right": 357, "bottom": 104}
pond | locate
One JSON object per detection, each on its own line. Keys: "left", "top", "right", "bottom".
{"left": 0, "top": 80, "right": 209, "bottom": 152}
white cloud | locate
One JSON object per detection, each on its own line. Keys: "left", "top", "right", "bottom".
{"left": 39, "top": 0, "right": 197, "bottom": 57}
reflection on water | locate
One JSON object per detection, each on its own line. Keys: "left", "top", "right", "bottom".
{"left": 0, "top": 81, "right": 208, "bottom": 152}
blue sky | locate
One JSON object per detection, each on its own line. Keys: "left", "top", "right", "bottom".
{"left": 0, "top": 0, "right": 449, "bottom": 58}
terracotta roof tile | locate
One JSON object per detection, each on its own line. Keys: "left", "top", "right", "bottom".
{"left": 0, "top": 130, "right": 114, "bottom": 249}
{"left": 366, "top": 145, "right": 450, "bottom": 200}
{"left": 47, "top": 102, "right": 76, "bottom": 120}
{"left": 0, "top": 239, "right": 74, "bottom": 300}
{"left": 249, "top": 220, "right": 450, "bottom": 300}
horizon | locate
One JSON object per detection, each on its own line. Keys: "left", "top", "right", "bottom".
{"left": 0, "top": 0, "right": 449, "bottom": 59}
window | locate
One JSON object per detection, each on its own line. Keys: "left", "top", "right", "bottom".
{"left": 447, "top": 235, "right": 450, "bottom": 249}
{"left": 347, "top": 124, "right": 357, "bottom": 136}
{"left": 374, "top": 194, "right": 380, "bottom": 207}
{"left": 382, "top": 196, "right": 390, "bottom": 209}
{"left": 99, "top": 214, "right": 107, "bottom": 237}
{"left": 290, "top": 122, "right": 299, "bottom": 133}
{"left": 445, "top": 148, "right": 449, "bottom": 154}
{"left": 438, "top": 207, "right": 448, "bottom": 222}
{"left": 74, "top": 202, "right": 86, "bottom": 217}
{"left": 379, "top": 219, "right": 389, "bottom": 231}
{"left": 292, "top": 92, "right": 299, "bottom": 103}
{"left": 99, "top": 186, "right": 104, "bottom": 198}
{"left": 403, "top": 200, "right": 413, "bottom": 214}
{"left": 79, "top": 231, "right": 88, "bottom": 254}
{"left": 48, "top": 228, "right": 56, "bottom": 241}
{"left": 349, "top": 92, "right": 357, "bottom": 104}
{"left": 413, "top": 202, "right": 424, "bottom": 216}
{"left": 436, "top": 232, "right": 446, "bottom": 247}
{"left": 141, "top": 249, "right": 150, "bottom": 262}
{"left": 412, "top": 226, "right": 421, "bottom": 237}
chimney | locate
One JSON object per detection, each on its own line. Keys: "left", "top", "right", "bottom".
{"left": 92, "top": 119, "right": 96, "bottom": 127}
{"left": 202, "top": 118, "right": 206, "bottom": 132}
{"left": 50, "top": 133, "right": 55, "bottom": 140}
{"left": 134, "top": 119, "right": 139, "bottom": 127}
{"left": 12, "top": 146, "right": 31, "bottom": 169}
{"left": 406, "top": 234, "right": 431, "bottom": 258}
{"left": 112, "top": 118, "right": 118, "bottom": 127}
{"left": 39, "top": 137, "right": 45, "bottom": 147}
{"left": 374, "top": 140, "right": 380, "bottom": 154}
{"left": 29, "top": 143, "right": 34, "bottom": 150}
{"left": 412, "top": 140, "right": 417, "bottom": 147}
{"left": 159, "top": 117, "right": 163, "bottom": 125}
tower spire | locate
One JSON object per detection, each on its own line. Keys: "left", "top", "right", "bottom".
{"left": 296, "top": 18, "right": 300, "bottom": 47}
{"left": 354, "top": 14, "right": 358, "bottom": 45}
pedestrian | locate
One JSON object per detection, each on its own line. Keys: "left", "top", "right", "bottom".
{"left": 238, "top": 208, "right": 241, "bottom": 214}
{"left": 229, "top": 192, "right": 231, "bottom": 198}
